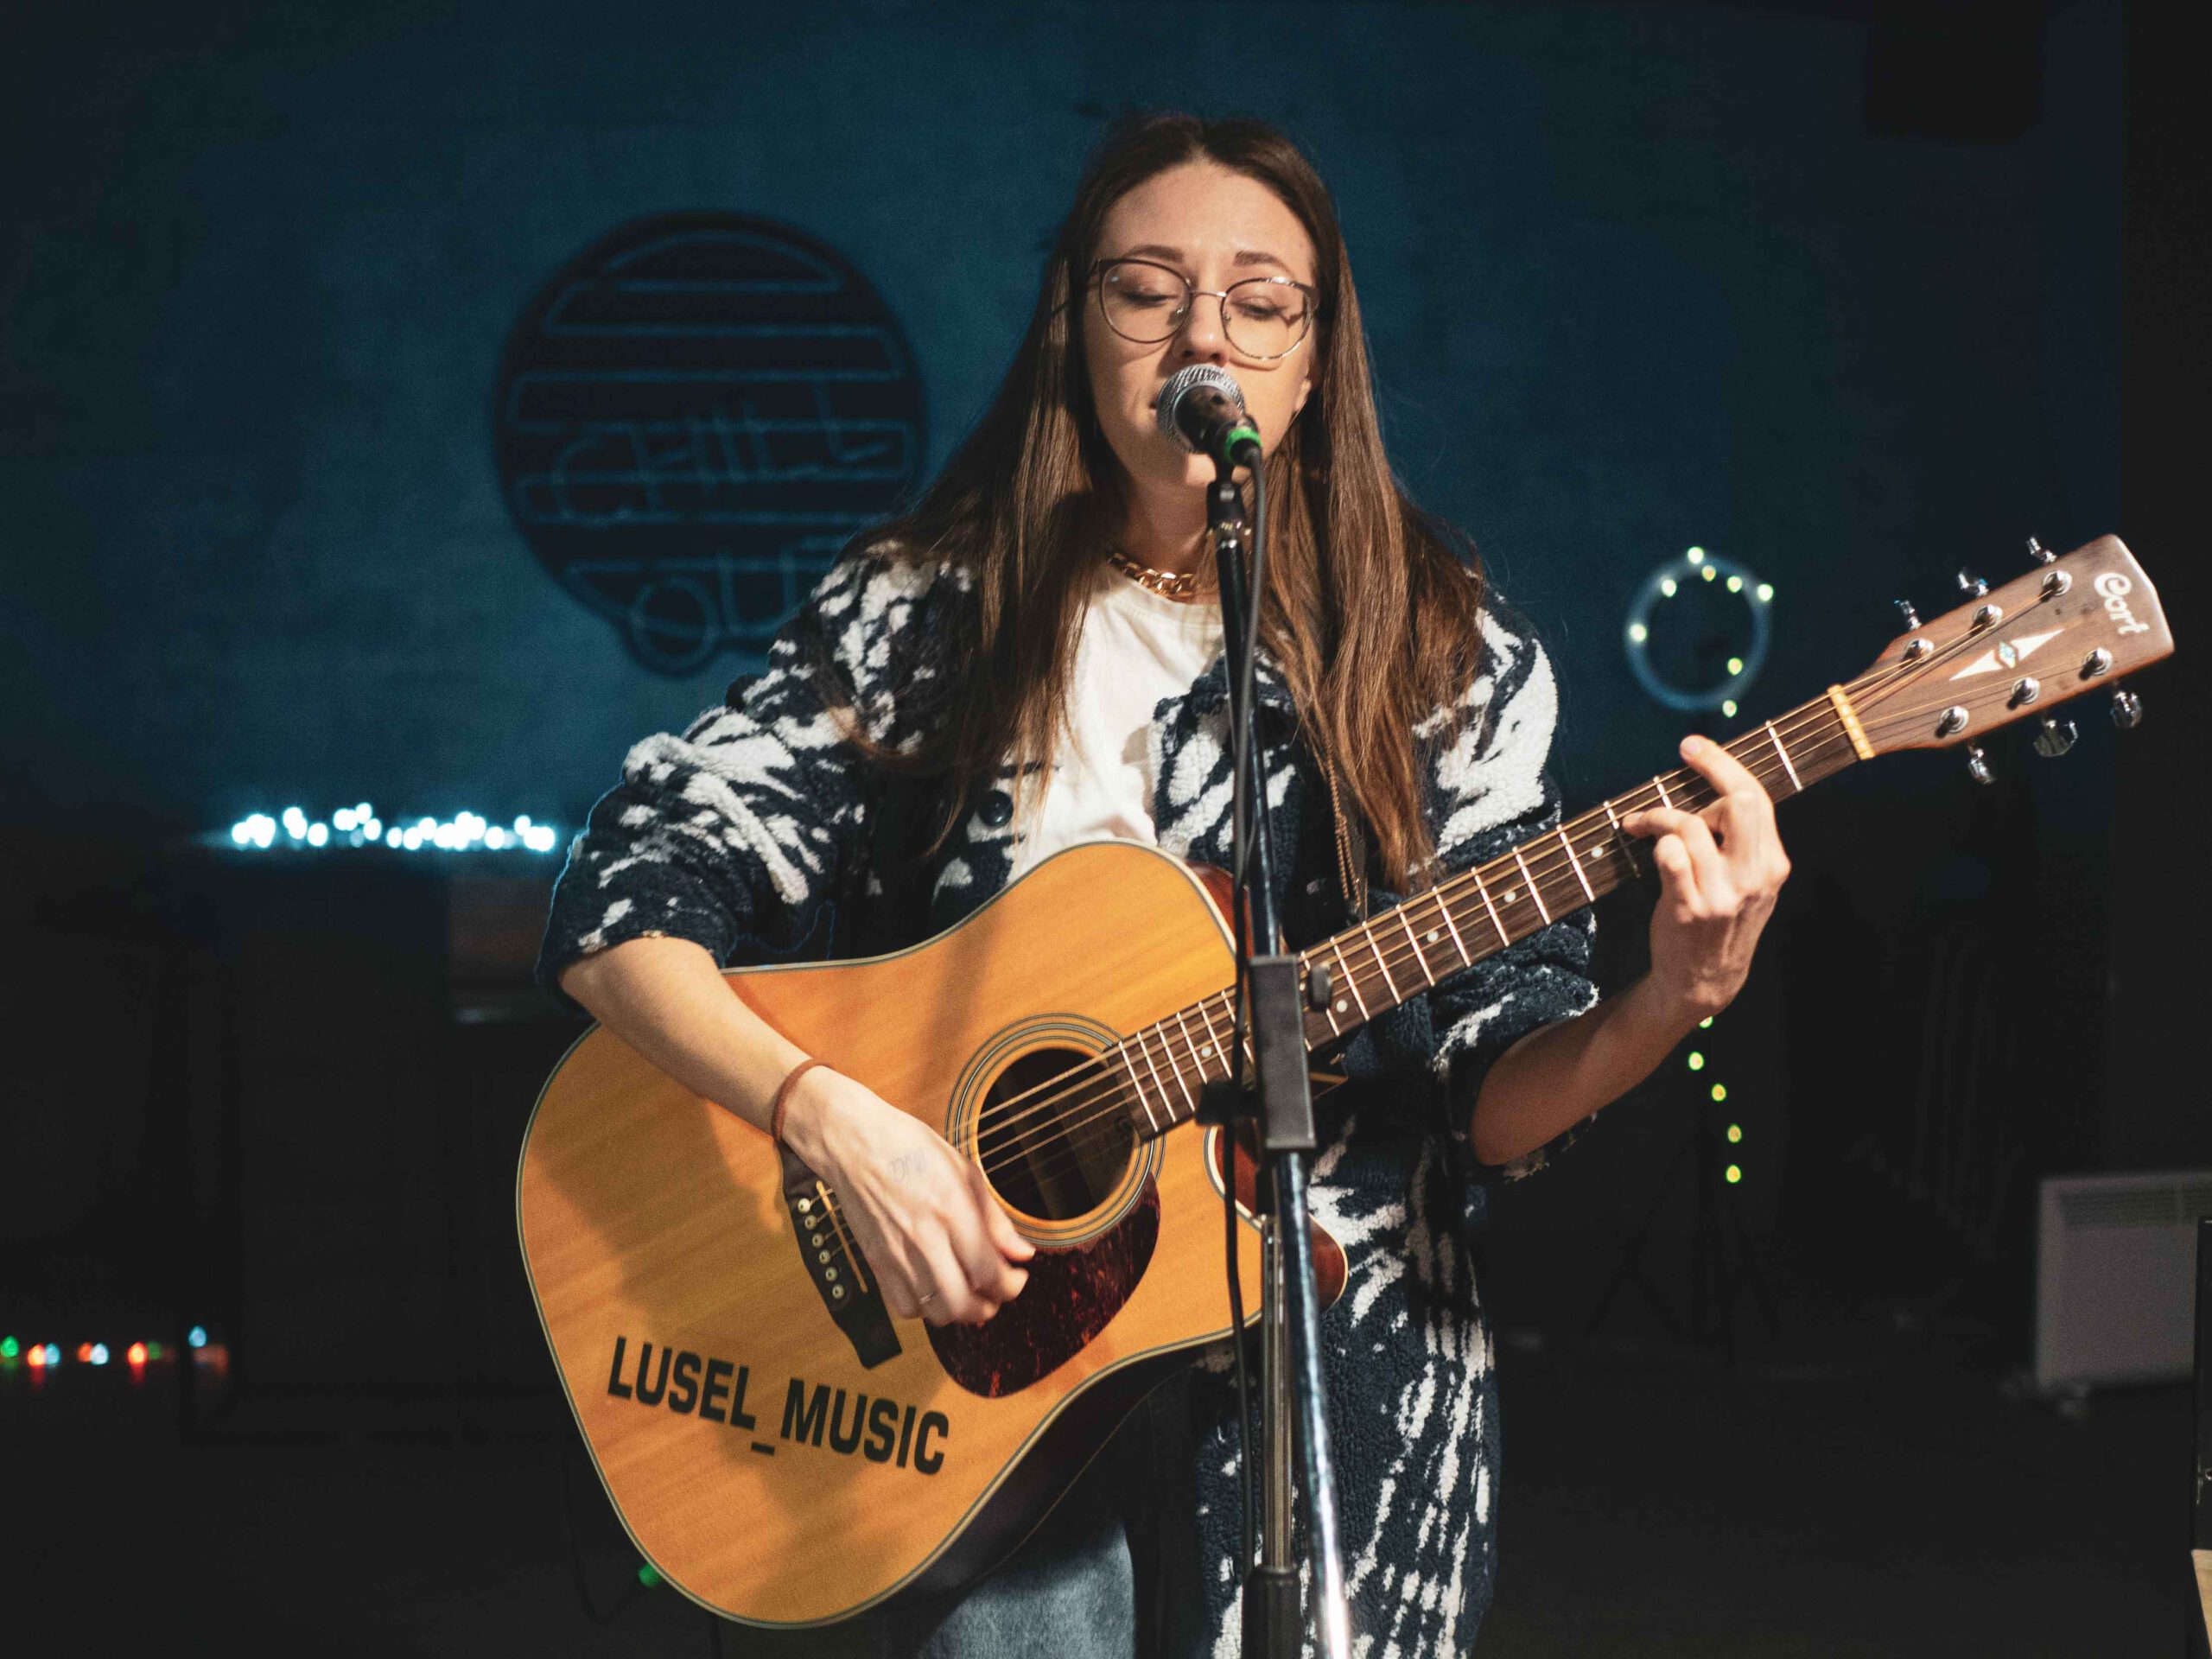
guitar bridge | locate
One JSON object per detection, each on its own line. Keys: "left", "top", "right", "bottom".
{"left": 778, "top": 1147, "right": 900, "bottom": 1369}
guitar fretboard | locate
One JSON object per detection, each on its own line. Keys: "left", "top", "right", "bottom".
{"left": 1105, "top": 690, "right": 1863, "bottom": 1140}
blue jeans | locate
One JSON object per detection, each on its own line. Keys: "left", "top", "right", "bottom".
{"left": 880, "top": 1432, "right": 1140, "bottom": 1658}
{"left": 730, "top": 1375, "right": 1191, "bottom": 1659}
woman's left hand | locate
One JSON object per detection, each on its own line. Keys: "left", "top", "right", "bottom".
{"left": 1619, "top": 734, "right": 1792, "bottom": 1024}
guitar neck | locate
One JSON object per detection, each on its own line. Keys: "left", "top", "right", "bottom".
{"left": 1296, "top": 688, "right": 1865, "bottom": 1039}
{"left": 1121, "top": 684, "right": 1867, "bottom": 1141}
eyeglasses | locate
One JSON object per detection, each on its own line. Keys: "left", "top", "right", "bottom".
{"left": 1090, "top": 257, "right": 1319, "bottom": 362}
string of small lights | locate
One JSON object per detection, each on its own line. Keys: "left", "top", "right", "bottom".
{"left": 1686, "top": 1013, "right": 1747, "bottom": 1185}
{"left": 2, "top": 1325, "right": 216, "bottom": 1378}
{"left": 1624, "top": 546, "right": 1775, "bottom": 719}
{"left": 225, "top": 803, "right": 561, "bottom": 854}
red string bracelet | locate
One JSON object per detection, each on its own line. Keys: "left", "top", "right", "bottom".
{"left": 768, "top": 1058, "right": 828, "bottom": 1151}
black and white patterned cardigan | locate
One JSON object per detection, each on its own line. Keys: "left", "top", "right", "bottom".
{"left": 537, "top": 549, "right": 1599, "bottom": 1657}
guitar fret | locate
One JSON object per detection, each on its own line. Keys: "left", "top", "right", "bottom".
{"left": 1558, "top": 827, "right": 1595, "bottom": 905}
{"left": 1172, "top": 1007, "right": 1208, "bottom": 1087}
{"left": 1115, "top": 1044, "right": 1159, "bottom": 1135}
{"left": 1142, "top": 1025, "right": 1193, "bottom": 1116}
{"left": 1764, "top": 721, "right": 1802, "bottom": 793}
{"left": 1434, "top": 892, "right": 1471, "bottom": 969}
{"left": 1205, "top": 994, "right": 1257, "bottom": 1078}
{"left": 1601, "top": 798, "right": 1625, "bottom": 858}
{"left": 1332, "top": 939, "right": 1371, "bottom": 1020}
{"left": 1511, "top": 847, "right": 1552, "bottom": 925}
{"left": 1154, "top": 1016, "right": 1185, "bottom": 1114}
{"left": 1469, "top": 866, "right": 1508, "bottom": 946}
{"left": 1395, "top": 909, "right": 1436, "bottom": 988}
{"left": 1653, "top": 775, "right": 1673, "bottom": 808}
{"left": 1194, "top": 997, "right": 1230, "bottom": 1066}
{"left": 1363, "top": 924, "right": 1402, "bottom": 1001}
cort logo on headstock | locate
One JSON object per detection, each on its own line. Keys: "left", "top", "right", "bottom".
{"left": 2094, "top": 571, "right": 2153, "bottom": 636}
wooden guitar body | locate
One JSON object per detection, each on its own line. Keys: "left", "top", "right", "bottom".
{"left": 517, "top": 841, "right": 1345, "bottom": 1628}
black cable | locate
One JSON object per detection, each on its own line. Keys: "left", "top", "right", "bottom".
{"left": 1224, "top": 1103, "right": 1253, "bottom": 1580}
{"left": 556, "top": 1443, "right": 654, "bottom": 1625}
{"left": 1225, "top": 467, "right": 1281, "bottom": 938}
{"left": 1226, "top": 751, "right": 1257, "bottom": 1579}
{"left": 1220, "top": 456, "right": 1274, "bottom": 1585}
{"left": 1239, "top": 464, "right": 1280, "bottom": 945}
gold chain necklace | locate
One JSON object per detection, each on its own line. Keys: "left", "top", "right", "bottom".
{"left": 1105, "top": 546, "right": 1213, "bottom": 602}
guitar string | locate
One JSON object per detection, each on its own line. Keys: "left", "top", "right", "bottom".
{"left": 965, "top": 645, "right": 1929, "bottom": 1166}
{"left": 806, "top": 643, "right": 2014, "bottom": 1270}
{"left": 798, "top": 617, "right": 2058, "bottom": 1285}
{"left": 966, "top": 694, "right": 1887, "bottom": 1180}
{"left": 966, "top": 685, "right": 1898, "bottom": 1179}
{"left": 950, "top": 623, "right": 2006, "bottom": 1184}
{"left": 969, "top": 728, "right": 1871, "bottom": 1193}
{"left": 968, "top": 696, "right": 1868, "bottom": 1166}
{"left": 969, "top": 623, "right": 2018, "bottom": 1190}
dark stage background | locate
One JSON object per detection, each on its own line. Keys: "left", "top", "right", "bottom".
{"left": 3, "top": 1, "right": 2205, "bottom": 1652}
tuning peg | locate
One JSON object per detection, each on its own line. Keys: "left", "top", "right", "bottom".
{"left": 1956, "top": 569, "right": 1989, "bottom": 598}
{"left": 2031, "top": 715, "right": 2077, "bottom": 758}
{"left": 2026, "top": 537, "right": 2053, "bottom": 565}
{"left": 2110, "top": 688, "right": 2144, "bottom": 729}
{"left": 1966, "top": 744, "right": 1994, "bottom": 785}
{"left": 1895, "top": 598, "right": 1922, "bottom": 629}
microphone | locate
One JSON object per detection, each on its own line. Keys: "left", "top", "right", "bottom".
{"left": 1156, "top": 365, "right": 1262, "bottom": 469}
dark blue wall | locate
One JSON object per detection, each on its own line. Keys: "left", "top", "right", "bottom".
{"left": 3, "top": 0, "right": 2121, "bottom": 842}
{"left": 10, "top": 2, "right": 2190, "bottom": 1370}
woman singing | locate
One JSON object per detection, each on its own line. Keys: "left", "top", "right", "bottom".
{"left": 540, "top": 111, "right": 1789, "bottom": 1657}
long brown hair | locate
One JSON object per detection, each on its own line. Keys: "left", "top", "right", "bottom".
{"left": 851, "top": 111, "right": 1490, "bottom": 889}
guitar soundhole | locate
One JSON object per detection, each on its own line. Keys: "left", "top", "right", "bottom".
{"left": 977, "top": 1047, "right": 1134, "bottom": 1224}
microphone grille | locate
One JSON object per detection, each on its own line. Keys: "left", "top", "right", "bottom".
{"left": 1155, "top": 365, "right": 1249, "bottom": 451}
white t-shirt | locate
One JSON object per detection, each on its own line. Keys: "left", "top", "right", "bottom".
{"left": 1006, "top": 569, "right": 1224, "bottom": 880}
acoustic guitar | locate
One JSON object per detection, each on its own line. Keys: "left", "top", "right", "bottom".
{"left": 517, "top": 534, "right": 2171, "bottom": 1627}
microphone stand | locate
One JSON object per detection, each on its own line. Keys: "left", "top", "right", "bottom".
{"left": 1207, "top": 467, "right": 1351, "bottom": 1659}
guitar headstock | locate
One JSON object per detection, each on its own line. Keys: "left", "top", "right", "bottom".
{"left": 1847, "top": 536, "right": 2173, "bottom": 759}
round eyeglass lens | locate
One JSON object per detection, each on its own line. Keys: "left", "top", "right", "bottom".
{"left": 1219, "top": 278, "right": 1311, "bottom": 359}
{"left": 1097, "top": 263, "right": 1312, "bottom": 359}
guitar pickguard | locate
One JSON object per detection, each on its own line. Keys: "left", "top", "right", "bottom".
{"left": 927, "top": 1181, "right": 1160, "bottom": 1397}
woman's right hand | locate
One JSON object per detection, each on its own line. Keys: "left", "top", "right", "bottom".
{"left": 779, "top": 1066, "right": 1034, "bottom": 1326}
